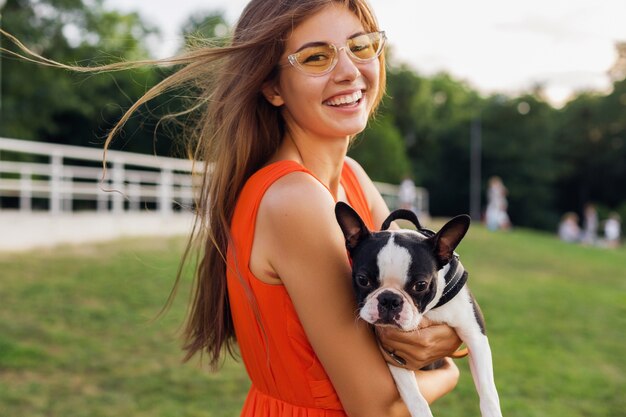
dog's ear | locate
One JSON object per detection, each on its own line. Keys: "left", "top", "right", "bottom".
{"left": 381, "top": 209, "right": 423, "bottom": 231}
{"left": 335, "top": 202, "right": 371, "bottom": 250}
{"left": 431, "top": 215, "right": 470, "bottom": 268}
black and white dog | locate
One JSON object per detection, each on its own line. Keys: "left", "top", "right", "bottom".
{"left": 335, "top": 202, "right": 502, "bottom": 417}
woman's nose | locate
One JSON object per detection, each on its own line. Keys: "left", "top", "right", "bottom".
{"left": 332, "top": 48, "right": 360, "bottom": 82}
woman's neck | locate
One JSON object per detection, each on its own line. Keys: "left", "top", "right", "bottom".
{"left": 271, "top": 131, "right": 350, "bottom": 199}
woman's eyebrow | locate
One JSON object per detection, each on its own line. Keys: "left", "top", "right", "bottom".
{"left": 294, "top": 41, "right": 328, "bottom": 53}
{"left": 348, "top": 30, "right": 367, "bottom": 39}
{"left": 293, "top": 30, "right": 368, "bottom": 53}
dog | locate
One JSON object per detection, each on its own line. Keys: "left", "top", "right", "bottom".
{"left": 335, "top": 202, "right": 502, "bottom": 417}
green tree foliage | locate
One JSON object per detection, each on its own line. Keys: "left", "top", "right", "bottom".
{"left": 374, "top": 66, "right": 481, "bottom": 215}
{"left": 348, "top": 114, "right": 409, "bottom": 183}
{"left": 363, "top": 63, "right": 624, "bottom": 231}
{"left": 480, "top": 95, "right": 561, "bottom": 229}
{"left": 0, "top": 0, "right": 164, "bottom": 154}
{"left": 555, "top": 79, "right": 626, "bottom": 216}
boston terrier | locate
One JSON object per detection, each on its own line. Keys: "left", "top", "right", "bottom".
{"left": 335, "top": 202, "right": 502, "bottom": 417}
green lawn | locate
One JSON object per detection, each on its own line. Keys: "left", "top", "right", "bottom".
{"left": 0, "top": 226, "right": 624, "bottom": 417}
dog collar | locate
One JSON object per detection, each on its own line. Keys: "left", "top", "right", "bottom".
{"left": 433, "top": 255, "right": 468, "bottom": 309}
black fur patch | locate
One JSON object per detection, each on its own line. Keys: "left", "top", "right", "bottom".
{"left": 349, "top": 233, "right": 390, "bottom": 307}
{"left": 468, "top": 290, "right": 487, "bottom": 335}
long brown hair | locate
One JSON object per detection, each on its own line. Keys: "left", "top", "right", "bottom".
{"left": 1, "top": 0, "right": 386, "bottom": 370}
{"left": 177, "top": 0, "right": 387, "bottom": 370}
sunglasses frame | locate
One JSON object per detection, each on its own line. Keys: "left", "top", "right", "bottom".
{"left": 285, "top": 31, "right": 386, "bottom": 77}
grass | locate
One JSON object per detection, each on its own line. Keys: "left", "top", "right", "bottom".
{"left": 0, "top": 225, "right": 624, "bottom": 416}
{"left": 0, "top": 238, "right": 248, "bottom": 417}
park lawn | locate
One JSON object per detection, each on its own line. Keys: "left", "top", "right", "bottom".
{"left": 0, "top": 225, "right": 624, "bottom": 417}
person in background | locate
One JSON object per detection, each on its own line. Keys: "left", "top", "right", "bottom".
{"left": 398, "top": 175, "right": 417, "bottom": 212}
{"left": 603, "top": 212, "right": 621, "bottom": 248}
{"left": 558, "top": 212, "right": 581, "bottom": 243}
{"left": 581, "top": 203, "right": 598, "bottom": 245}
{"left": 485, "top": 176, "right": 511, "bottom": 231}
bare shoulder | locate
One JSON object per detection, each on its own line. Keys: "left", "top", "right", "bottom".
{"left": 259, "top": 170, "right": 336, "bottom": 221}
{"left": 257, "top": 169, "right": 340, "bottom": 249}
{"left": 250, "top": 170, "right": 339, "bottom": 283}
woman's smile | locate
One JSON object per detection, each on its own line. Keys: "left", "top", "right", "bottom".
{"left": 323, "top": 89, "right": 364, "bottom": 107}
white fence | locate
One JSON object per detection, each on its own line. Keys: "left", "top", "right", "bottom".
{"left": 0, "top": 136, "right": 428, "bottom": 218}
{"left": 374, "top": 181, "right": 429, "bottom": 220}
{"left": 0, "top": 137, "right": 196, "bottom": 215}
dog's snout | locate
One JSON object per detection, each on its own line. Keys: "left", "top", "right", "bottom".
{"left": 377, "top": 291, "right": 403, "bottom": 321}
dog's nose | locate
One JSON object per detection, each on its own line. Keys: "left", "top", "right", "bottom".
{"left": 377, "top": 292, "right": 403, "bottom": 321}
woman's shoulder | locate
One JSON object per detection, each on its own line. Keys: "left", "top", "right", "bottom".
{"left": 250, "top": 167, "right": 340, "bottom": 282}
{"left": 259, "top": 168, "right": 335, "bottom": 220}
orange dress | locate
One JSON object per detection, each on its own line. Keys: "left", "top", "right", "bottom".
{"left": 226, "top": 160, "right": 375, "bottom": 417}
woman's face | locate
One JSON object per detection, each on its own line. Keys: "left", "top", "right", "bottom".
{"left": 267, "top": 4, "right": 381, "bottom": 141}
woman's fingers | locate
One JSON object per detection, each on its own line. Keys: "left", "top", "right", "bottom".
{"left": 378, "top": 342, "right": 407, "bottom": 367}
{"left": 376, "top": 323, "right": 463, "bottom": 370}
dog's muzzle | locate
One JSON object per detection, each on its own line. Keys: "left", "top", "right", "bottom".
{"left": 377, "top": 291, "right": 404, "bottom": 323}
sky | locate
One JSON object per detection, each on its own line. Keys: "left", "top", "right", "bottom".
{"left": 105, "top": 0, "right": 626, "bottom": 107}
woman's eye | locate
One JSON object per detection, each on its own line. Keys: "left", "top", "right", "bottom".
{"left": 356, "top": 275, "right": 371, "bottom": 288}
{"left": 412, "top": 281, "right": 428, "bottom": 292}
{"left": 303, "top": 53, "right": 329, "bottom": 63}
{"left": 350, "top": 43, "right": 369, "bottom": 52}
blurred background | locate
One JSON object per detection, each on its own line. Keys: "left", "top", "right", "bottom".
{"left": 2, "top": 0, "right": 625, "bottom": 232}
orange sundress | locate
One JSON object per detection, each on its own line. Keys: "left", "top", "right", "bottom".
{"left": 226, "top": 160, "right": 375, "bottom": 417}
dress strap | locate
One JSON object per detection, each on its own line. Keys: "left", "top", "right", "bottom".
{"left": 340, "top": 162, "right": 375, "bottom": 230}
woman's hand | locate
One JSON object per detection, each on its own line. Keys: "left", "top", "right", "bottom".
{"left": 376, "top": 318, "right": 463, "bottom": 371}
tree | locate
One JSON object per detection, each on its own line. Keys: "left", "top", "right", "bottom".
{"left": 379, "top": 67, "right": 482, "bottom": 215}
{"left": 0, "top": 0, "right": 164, "bottom": 154}
{"left": 480, "top": 95, "right": 560, "bottom": 229}
{"left": 555, "top": 79, "right": 626, "bottom": 218}
{"left": 349, "top": 114, "right": 409, "bottom": 183}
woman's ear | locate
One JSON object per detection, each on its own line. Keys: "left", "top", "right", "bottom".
{"left": 261, "top": 80, "right": 285, "bottom": 107}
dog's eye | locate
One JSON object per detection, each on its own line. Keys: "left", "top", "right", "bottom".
{"left": 412, "top": 281, "right": 428, "bottom": 292}
{"left": 356, "top": 274, "right": 372, "bottom": 288}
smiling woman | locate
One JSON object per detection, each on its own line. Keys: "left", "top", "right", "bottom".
{"left": 1, "top": 0, "right": 462, "bottom": 416}
{"left": 202, "top": 2, "right": 462, "bottom": 416}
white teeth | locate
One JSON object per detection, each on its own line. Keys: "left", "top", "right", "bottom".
{"left": 325, "top": 90, "right": 363, "bottom": 106}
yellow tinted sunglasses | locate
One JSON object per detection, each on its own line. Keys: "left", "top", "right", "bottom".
{"left": 285, "top": 31, "right": 386, "bottom": 76}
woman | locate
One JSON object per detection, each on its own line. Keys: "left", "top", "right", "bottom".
{"left": 2, "top": 0, "right": 462, "bottom": 415}
{"left": 201, "top": 1, "right": 462, "bottom": 415}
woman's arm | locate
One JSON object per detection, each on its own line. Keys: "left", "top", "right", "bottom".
{"left": 416, "top": 358, "right": 460, "bottom": 403}
{"left": 254, "top": 172, "right": 409, "bottom": 417}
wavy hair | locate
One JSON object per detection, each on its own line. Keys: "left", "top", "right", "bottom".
{"left": 1, "top": 0, "right": 386, "bottom": 369}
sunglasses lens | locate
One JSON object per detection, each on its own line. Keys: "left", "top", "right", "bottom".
{"left": 292, "top": 44, "right": 336, "bottom": 74}
{"left": 348, "top": 32, "right": 383, "bottom": 61}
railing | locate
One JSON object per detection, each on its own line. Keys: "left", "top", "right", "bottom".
{"left": 374, "top": 181, "right": 429, "bottom": 219}
{"left": 0, "top": 137, "right": 196, "bottom": 215}
{"left": 0, "top": 137, "right": 428, "bottom": 217}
